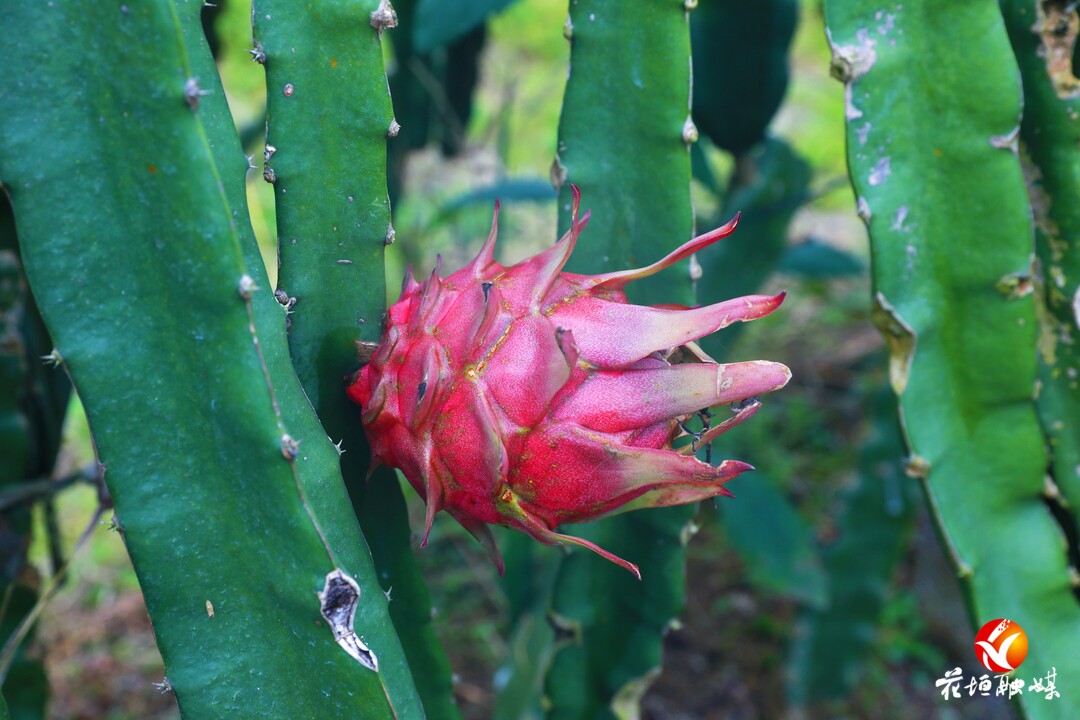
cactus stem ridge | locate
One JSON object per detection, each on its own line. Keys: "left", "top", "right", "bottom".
{"left": 239, "top": 295, "right": 340, "bottom": 570}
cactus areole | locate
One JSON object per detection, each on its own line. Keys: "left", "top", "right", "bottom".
{"left": 348, "top": 188, "right": 790, "bottom": 578}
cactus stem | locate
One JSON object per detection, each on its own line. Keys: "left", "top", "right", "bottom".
{"left": 240, "top": 288, "right": 340, "bottom": 567}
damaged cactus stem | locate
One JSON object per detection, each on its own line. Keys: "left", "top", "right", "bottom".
{"left": 348, "top": 187, "right": 790, "bottom": 579}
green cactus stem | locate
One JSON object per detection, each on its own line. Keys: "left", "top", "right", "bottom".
{"left": 252, "top": 2, "right": 459, "bottom": 716}
{"left": 545, "top": 1, "right": 697, "bottom": 717}
{"left": 1000, "top": 0, "right": 1080, "bottom": 557}
{"left": 690, "top": 0, "right": 798, "bottom": 157}
{"left": 824, "top": 2, "right": 1080, "bottom": 716}
{"left": 0, "top": 1, "right": 423, "bottom": 715}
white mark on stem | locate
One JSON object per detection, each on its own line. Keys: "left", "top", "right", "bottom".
{"left": 319, "top": 569, "right": 379, "bottom": 672}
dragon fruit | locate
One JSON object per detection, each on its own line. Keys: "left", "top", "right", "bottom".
{"left": 348, "top": 187, "right": 790, "bottom": 578}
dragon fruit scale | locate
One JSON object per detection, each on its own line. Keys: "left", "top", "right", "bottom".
{"left": 347, "top": 187, "right": 790, "bottom": 579}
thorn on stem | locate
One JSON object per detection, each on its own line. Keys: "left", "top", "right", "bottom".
{"left": 370, "top": 0, "right": 398, "bottom": 33}
{"left": 238, "top": 274, "right": 258, "bottom": 299}
{"left": 248, "top": 41, "right": 267, "bottom": 64}
{"left": 183, "top": 78, "right": 211, "bottom": 111}
{"left": 280, "top": 434, "right": 300, "bottom": 460}
{"left": 274, "top": 289, "right": 297, "bottom": 314}
{"left": 550, "top": 157, "right": 567, "bottom": 190}
{"left": 682, "top": 116, "right": 699, "bottom": 144}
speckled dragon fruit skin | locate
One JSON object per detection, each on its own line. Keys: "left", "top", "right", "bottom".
{"left": 347, "top": 187, "right": 790, "bottom": 578}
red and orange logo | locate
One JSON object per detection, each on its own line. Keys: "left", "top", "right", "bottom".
{"left": 974, "top": 618, "right": 1028, "bottom": 673}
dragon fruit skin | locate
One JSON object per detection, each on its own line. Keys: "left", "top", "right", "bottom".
{"left": 348, "top": 188, "right": 790, "bottom": 578}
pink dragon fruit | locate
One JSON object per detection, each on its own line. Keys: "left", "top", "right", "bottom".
{"left": 348, "top": 187, "right": 790, "bottom": 578}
